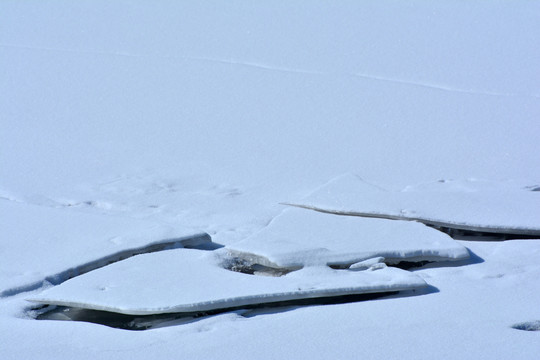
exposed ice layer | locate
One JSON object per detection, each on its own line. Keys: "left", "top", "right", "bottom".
{"left": 0, "top": 201, "right": 208, "bottom": 297}
{"left": 28, "top": 248, "right": 426, "bottom": 315}
{"left": 512, "top": 321, "right": 540, "bottom": 331}
{"left": 287, "top": 174, "right": 540, "bottom": 236}
{"left": 349, "top": 257, "right": 387, "bottom": 271}
{"left": 226, "top": 207, "right": 469, "bottom": 268}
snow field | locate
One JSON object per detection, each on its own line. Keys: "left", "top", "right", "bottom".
{"left": 1, "top": 1, "right": 540, "bottom": 359}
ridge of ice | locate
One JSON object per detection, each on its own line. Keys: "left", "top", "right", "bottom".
{"left": 349, "top": 257, "right": 387, "bottom": 271}
{"left": 287, "top": 174, "right": 540, "bottom": 235}
{"left": 27, "top": 248, "right": 427, "bottom": 315}
{"left": 0, "top": 200, "right": 207, "bottom": 297}
{"left": 226, "top": 207, "right": 469, "bottom": 269}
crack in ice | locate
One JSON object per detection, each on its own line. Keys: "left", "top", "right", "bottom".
{"left": 352, "top": 72, "right": 540, "bottom": 99}
{"left": 0, "top": 233, "right": 211, "bottom": 298}
{"left": 2, "top": 42, "right": 538, "bottom": 99}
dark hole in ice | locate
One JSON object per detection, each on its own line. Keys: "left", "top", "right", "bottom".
{"left": 511, "top": 321, "right": 540, "bottom": 331}
{"left": 221, "top": 257, "right": 296, "bottom": 277}
{"left": 328, "top": 264, "right": 350, "bottom": 270}
{"left": 329, "top": 260, "right": 431, "bottom": 271}
{"left": 34, "top": 291, "right": 397, "bottom": 331}
{"left": 391, "top": 261, "right": 431, "bottom": 270}
{"left": 433, "top": 226, "right": 540, "bottom": 241}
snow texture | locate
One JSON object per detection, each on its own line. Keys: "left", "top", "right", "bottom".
{"left": 0, "top": 200, "right": 208, "bottom": 297}
{"left": 227, "top": 207, "right": 469, "bottom": 268}
{"left": 288, "top": 174, "right": 540, "bottom": 235}
{"left": 1, "top": 1, "right": 540, "bottom": 359}
{"left": 28, "top": 248, "right": 426, "bottom": 315}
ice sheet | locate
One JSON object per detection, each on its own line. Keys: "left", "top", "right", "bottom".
{"left": 0, "top": 200, "right": 207, "bottom": 296}
{"left": 226, "top": 207, "right": 469, "bottom": 268}
{"left": 28, "top": 248, "right": 426, "bottom": 315}
{"left": 287, "top": 174, "right": 540, "bottom": 235}
{"left": 1, "top": 1, "right": 540, "bottom": 358}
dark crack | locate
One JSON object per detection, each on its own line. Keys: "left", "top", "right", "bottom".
{"left": 33, "top": 291, "right": 398, "bottom": 331}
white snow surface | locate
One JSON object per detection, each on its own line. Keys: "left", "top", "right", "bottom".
{"left": 227, "top": 207, "right": 469, "bottom": 268}
{"left": 0, "top": 200, "right": 207, "bottom": 297}
{"left": 289, "top": 174, "right": 540, "bottom": 234}
{"left": 1, "top": 1, "right": 540, "bottom": 359}
{"left": 28, "top": 249, "right": 426, "bottom": 315}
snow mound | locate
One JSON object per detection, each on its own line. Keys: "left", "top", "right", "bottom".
{"left": 287, "top": 174, "right": 540, "bottom": 236}
{"left": 28, "top": 248, "right": 426, "bottom": 315}
{"left": 226, "top": 207, "right": 469, "bottom": 269}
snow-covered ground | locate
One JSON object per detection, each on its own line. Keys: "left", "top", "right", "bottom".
{"left": 1, "top": 1, "right": 539, "bottom": 359}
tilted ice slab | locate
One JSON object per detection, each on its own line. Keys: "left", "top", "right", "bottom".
{"left": 0, "top": 200, "right": 208, "bottom": 297}
{"left": 226, "top": 207, "right": 469, "bottom": 269}
{"left": 28, "top": 248, "right": 426, "bottom": 315}
{"left": 286, "top": 174, "right": 540, "bottom": 236}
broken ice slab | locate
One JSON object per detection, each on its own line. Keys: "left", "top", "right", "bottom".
{"left": 349, "top": 257, "right": 387, "bottom": 271}
{"left": 226, "top": 207, "right": 469, "bottom": 269}
{"left": 27, "top": 248, "right": 427, "bottom": 315}
{"left": 285, "top": 174, "right": 540, "bottom": 237}
{"left": 0, "top": 200, "right": 209, "bottom": 297}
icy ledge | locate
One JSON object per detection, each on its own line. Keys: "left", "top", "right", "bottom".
{"left": 226, "top": 207, "right": 469, "bottom": 269}
{"left": 0, "top": 200, "right": 209, "bottom": 297}
{"left": 27, "top": 249, "right": 427, "bottom": 315}
{"left": 285, "top": 174, "right": 540, "bottom": 236}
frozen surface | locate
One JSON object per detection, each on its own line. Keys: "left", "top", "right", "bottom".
{"left": 28, "top": 248, "right": 426, "bottom": 315}
{"left": 289, "top": 174, "right": 540, "bottom": 235}
{"left": 0, "top": 200, "right": 207, "bottom": 297}
{"left": 227, "top": 207, "right": 469, "bottom": 268}
{"left": 2, "top": 240, "right": 539, "bottom": 360}
{"left": 1, "top": 0, "right": 540, "bottom": 359}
